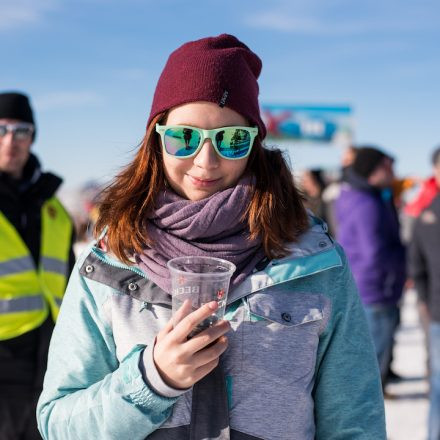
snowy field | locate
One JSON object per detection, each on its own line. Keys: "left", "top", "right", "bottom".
{"left": 385, "top": 289, "right": 429, "bottom": 440}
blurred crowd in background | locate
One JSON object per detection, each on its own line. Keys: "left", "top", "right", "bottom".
{"left": 301, "top": 144, "right": 440, "bottom": 439}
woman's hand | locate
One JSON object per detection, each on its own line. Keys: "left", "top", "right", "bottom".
{"left": 153, "top": 301, "right": 230, "bottom": 389}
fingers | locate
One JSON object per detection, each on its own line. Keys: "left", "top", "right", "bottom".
{"left": 172, "top": 301, "right": 219, "bottom": 342}
{"left": 157, "top": 299, "right": 192, "bottom": 341}
{"left": 191, "top": 335, "right": 229, "bottom": 367}
{"left": 184, "top": 319, "right": 230, "bottom": 353}
{"left": 193, "top": 358, "right": 222, "bottom": 382}
{"left": 153, "top": 301, "right": 230, "bottom": 389}
{"left": 157, "top": 320, "right": 174, "bottom": 340}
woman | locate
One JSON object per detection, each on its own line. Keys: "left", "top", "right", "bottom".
{"left": 37, "top": 34, "right": 385, "bottom": 440}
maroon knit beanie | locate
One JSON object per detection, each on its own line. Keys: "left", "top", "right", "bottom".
{"left": 148, "top": 34, "right": 266, "bottom": 140}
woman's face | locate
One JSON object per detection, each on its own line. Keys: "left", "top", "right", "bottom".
{"left": 162, "top": 101, "right": 250, "bottom": 201}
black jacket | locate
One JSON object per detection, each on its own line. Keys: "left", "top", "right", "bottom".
{"left": 409, "top": 194, "right": 440, "bottom": 322}
{"left": 0, "top": 154, "right": 75, "bottom": 394}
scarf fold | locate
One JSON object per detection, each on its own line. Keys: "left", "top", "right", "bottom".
{"left": 136, "top": 177, "right": 265, "bottom": 293}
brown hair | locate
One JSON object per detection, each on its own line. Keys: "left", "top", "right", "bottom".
{"left": 95, "top": 115, "right": 309, "bottom": 264}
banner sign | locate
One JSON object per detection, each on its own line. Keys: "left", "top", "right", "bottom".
{"left": 261, "top": 104, "right": 353, "bottom": 144}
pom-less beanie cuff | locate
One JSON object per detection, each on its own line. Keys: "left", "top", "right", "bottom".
{"left": 147, "top": 34, "right": 266, "bottom": 140}
{"left": 0, "top": 92, "right": 34, "bottom": 124}
{"left": 0, "top": 91, "right": 36, "bottom": 140}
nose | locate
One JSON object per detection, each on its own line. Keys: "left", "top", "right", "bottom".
{"left": 193, "top": 139, "right": 220, "bottom": 169}
{"left": 0, "top": 131, "right": 15, "bottom": 148}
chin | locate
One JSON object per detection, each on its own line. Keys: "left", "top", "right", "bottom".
{"left": 186, "top": 188, "right": 219, "bottom": 201}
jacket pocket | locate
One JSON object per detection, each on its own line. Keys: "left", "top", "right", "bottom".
{"left": 243, "top": 290, "right": 324, "bottom": 384}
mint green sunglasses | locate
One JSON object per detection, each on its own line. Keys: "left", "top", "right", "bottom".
{"left": 156, "top": 124, "right": 258, "bottom": 160}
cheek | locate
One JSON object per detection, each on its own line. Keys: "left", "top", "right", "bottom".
{"left": 0, "top": 140, "right": 30, "bottom": 155}
{"left": 15, "top": 141, "right": 32, "bottom": 156}
{"left": 20, "top": 143, "right": 31, "bottom": 156}
{"left": 163, "top": 156, "right": 176, "bottom": 177}
{"left": 163, "top": 156, "right": 188, "bottom": 182}
{"left": 222, "top": 159, "right": 248, "bottom": 184}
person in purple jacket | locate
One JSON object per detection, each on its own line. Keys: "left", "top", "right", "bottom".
{"left": 335, "top": 146, "right": 406, "bottom": 383}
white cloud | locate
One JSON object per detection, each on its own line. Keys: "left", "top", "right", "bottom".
{"left": 0, "top": 0, "right": 58, "bottom": 31}
{"left": 244, "top": 11, "right": 322, "bottom": 33}
{"left": 245, "top": 11, "right": 420, "bottom": 35}
{"left": 244, "top": 1, "right": 439, "bottom": 35}
{"left": 35, "top": 91, "right": 104, "bottom": 111}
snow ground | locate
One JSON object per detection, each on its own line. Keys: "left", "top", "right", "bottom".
{"left": 385, "top": 289, "right": 429, "bottom": 440}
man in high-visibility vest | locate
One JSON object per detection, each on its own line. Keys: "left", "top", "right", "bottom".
{"left": 0, "top": 92, "right": 75, "bottom": 439}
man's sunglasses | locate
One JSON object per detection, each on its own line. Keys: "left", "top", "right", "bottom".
{"left": 156, "top": 124, "right": 258, "bottom": 160}
{"left": 0, "top": 123, "right": 34, "bottom": 141}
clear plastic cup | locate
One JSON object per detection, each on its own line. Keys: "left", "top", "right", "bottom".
{"left": 167, "top": 256, "right": 236, "bottom": 337}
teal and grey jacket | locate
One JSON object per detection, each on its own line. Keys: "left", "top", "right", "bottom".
{"left": 37, "top": 220, "right": 386, "bottom": 440}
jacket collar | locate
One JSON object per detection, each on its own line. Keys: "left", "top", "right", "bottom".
{"left": 227, "top": 217, "right": 341, "bottom": 304}
{"left": 80, "top": 216, "right": 341, "bottom": 305}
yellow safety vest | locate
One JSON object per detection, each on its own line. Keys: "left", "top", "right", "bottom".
{"left": 0, "top": 197, "right": 73, "bottom": 340}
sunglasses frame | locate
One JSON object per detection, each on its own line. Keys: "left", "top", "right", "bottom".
{"left": 0, "top": 122, "right": 34, "bottom": 140}
{"left": 156, "top": 124, "right": 258, "bottom": 160}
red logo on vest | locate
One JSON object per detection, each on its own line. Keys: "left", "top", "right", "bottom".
{"left": 47, "top": 205, "right": 57, "bottom": 219}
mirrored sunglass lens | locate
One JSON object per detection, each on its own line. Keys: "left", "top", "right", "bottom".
{"left": 164, "top": 128, "right": 201, "bottom": 157}
{"left": 216, "top": 128, "right": 251, "bottom": 158}
{"left": 0, "top": 126, "right": 7, "bottom": 137}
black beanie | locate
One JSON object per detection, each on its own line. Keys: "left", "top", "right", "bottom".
{"left": 0, "top": 92, "right": 36, "bottom": 139}
{"left": 352, "top": 147, "right": 389, "bottom": 179}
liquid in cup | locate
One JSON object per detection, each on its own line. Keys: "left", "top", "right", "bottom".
{"left": 167, "top": 256, "right": 236, "bottom": 337}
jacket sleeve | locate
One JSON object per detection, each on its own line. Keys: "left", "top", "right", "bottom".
{"left": 408, "top": 222, "right": 429, "bottom": 303}
{"left": 313, "top": 246, "right": 386, "bottom": 439}
{"left": 37, "top": 256, "right": 178, "bottom": 440}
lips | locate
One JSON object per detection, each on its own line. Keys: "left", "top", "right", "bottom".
{"left": 187, "top": 175, "right": 221, "bottom": 187}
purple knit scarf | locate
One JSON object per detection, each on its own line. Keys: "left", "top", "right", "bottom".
{"left": 136, "top": 177, "right": 265, "bottom": 293}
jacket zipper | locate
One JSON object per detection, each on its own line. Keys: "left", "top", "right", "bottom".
{"left": 91, "top": 247, "right": 147, "bottom": 278}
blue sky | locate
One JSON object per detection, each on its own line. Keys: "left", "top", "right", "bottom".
{"left": 2, "top": 0, "right": 440, "bottom": 189}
